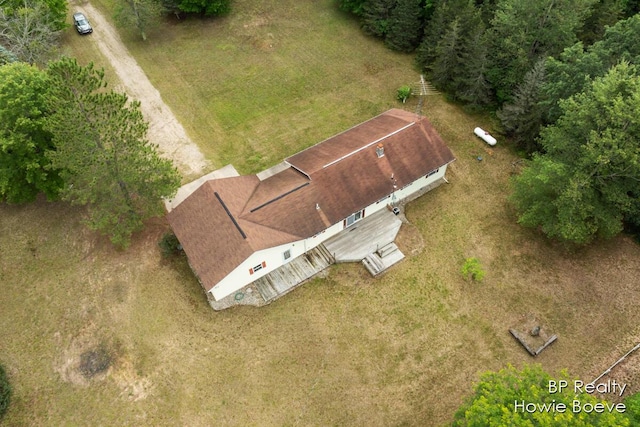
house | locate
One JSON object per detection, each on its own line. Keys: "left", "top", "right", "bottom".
{"left": 166, "top": 109, "right": 455, "bottom": 309}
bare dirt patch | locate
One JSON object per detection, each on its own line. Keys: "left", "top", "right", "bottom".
{"left": 68, "top": 0, "right": 209, "bottom": 179}
{"left": 54, "top": 325, "right": 112, "bottom": 387}
{"left": 79, "top": 345, "right": 112, "bottom": 379}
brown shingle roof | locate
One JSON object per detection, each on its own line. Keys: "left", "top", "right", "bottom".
{"left": 287, "top": 109, "right": 417, "bottom": 175}
{"left": 167, "top": 178, "right": 256, "bottom": 290}
{"left": 167, "top": 109, "right": 455, "bottom": 293}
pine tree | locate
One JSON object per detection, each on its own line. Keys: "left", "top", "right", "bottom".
{"left": 416, "top": 0, "right": 462, "bottom": 69}
{"left": 420, "top": 0, "right": 490, "bottom": 105}
{"left": 384, "top": 0, "right": 423, "bottom": 52}
{"left": 44, "top": 58, "right": 181, "bottom": 247}
{"left": 577, "top": 0, "right": 624, "bottom": 46}
{"left": 176, "top": 0, "right": 231, "bottom": 15}
{"left": 361, "top": 0, "right": 396, "bottom": 38}
{"left": 452, "top": 4, "right": 491, "bottom": 106}
{"left": 487, "top": 0, "right": 597, "bottom": 104}
{"left": 497, "top": 59, "right": 547, "bottom": 153}
{"left": 337, "top": 0, "right": 368, "bottom": 16}
{"left": 0, "top": 46, "right": 17, "bottom": 65}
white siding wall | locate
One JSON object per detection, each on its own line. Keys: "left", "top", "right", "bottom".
{"left": 394, "top": 165, "right": 447, "bottom": 202}
{"left": 210, "top": 220, "right": 345, "bottom": 301}
{"left": 210, "top": 164, "right": 449, "bottom": 300}
{"left": 211, "top": 243, "right": 299, "bottom": 301}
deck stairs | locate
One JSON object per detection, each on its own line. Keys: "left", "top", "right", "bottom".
{"left": 362, "top": 242, "right": 405, "bottom": 276}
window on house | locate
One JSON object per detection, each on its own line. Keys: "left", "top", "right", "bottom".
{"left": 283, "top": 249, "right": 291, "bottom": 261}
{"left": 344, "top": 209, "right": 364, "bottom": 228}
{"left": 426, "top": 168, "right": 440, "bottom": 177}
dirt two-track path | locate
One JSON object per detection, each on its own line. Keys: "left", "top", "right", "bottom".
{"left": 69, "top": 1, "right": 209, "bottom": 178}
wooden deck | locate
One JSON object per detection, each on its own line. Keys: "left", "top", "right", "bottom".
{"left": 324, "top": 208, "right": 403, "bottom": 262}
{"left": 253, "top": 244, "right": 334, "bottom": 303}
{"left": 208, "top": 245, "right": 334, "bottom": 310}
{"left": 208, "top": 209, "right": 405, "bottom": 310}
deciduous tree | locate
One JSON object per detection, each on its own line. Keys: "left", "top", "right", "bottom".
{"left": 626, "top": 392, "right": 640, "bottom": 425}
{"left": 543, "top": 13, "right": 640, "bottom": 123}
{"left": 511, "top": 62, "right": 640, "bottom": 243}
{"left": 44, "top": 57, "right": 181, "bottom": 247}
{"left": 115, "top": 0, "right": 164, "bottom": 41}
{"left": 0, "top": 0, "right": 61, "bottom": 64}
{"left": 0, "top": 62, "right": 61, "bottom": 203}
{"left": 453, "top": 365, "right": 630, "bottom": 426}
{"left": 1, "top": 0, "right": 67, "bottom": 30}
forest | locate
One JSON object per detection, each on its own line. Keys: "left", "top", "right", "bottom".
{"left": 339, "top": 0, "right": 640, "bottom": 244}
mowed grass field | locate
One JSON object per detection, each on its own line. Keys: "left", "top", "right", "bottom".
{"left": 2, "top": 0, "right": 640, "bottom": 425}
{"left": 90, "top": 0, "right": 420, "bottom": 174}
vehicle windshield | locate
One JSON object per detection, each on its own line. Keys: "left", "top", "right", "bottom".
{"left": 78, "top": 19, "right": 87, "bottom": 25}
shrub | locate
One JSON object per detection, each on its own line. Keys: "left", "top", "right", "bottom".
{"left": 158, "top": 232, "right": 182, "bottom": 257}
{"left": 626, "top": 392, "right": 640, "bottom": 425}
{"left": 396, "top": 85, "right": 412, "bottom": 103}
{"left": 0, "top": 363, "right": 11, "bottom": 420}
{"left": 461, "top": 257, "right": 485, "bottom": 282}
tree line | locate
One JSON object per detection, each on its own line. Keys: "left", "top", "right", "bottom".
{"left": 116, "top": 0, "right": 231, "bottom": 41}
{"left": 340, "top": 0, "right": 640, "bottom": 244}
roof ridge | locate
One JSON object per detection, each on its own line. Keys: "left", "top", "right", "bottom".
{"left": 321, "top": 122, "right": 415, "bottom": 169}
{"left": 285, "top": 109, "right": 411, "bottom": 171}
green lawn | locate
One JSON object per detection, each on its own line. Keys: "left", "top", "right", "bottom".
{"left": 90, "top": 0, "right": 419, "bottom": 174}
{"left": 1, "top": 0, "right": 640, "bottom": 425}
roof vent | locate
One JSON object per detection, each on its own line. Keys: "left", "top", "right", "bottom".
{"left": 376, "top": 143, "right": 384, "bottom": 158}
